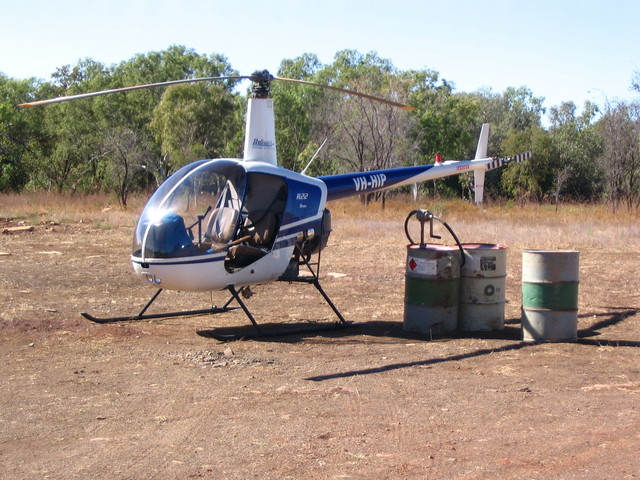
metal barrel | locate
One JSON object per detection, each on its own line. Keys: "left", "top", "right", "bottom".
{"left": 403, "top": 244, "right": 460, "bottom": 335}
{"left": 521, "top": 250, "right": 579, "bottom": 342}
{"left": 458, "top": 243, "right": 507, "bottom": 331}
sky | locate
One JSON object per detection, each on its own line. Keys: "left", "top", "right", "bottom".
{"left": 2, "top": 0, "right": 639, "bottom": 122}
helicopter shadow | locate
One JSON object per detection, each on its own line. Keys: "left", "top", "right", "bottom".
{"left": 302, "top": 306, "right": 639, "bottom": 382}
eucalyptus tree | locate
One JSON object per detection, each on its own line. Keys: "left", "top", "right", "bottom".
{"left": 150, "top": 81, "right": 241, "bottom": 172}
{"left": 404, "top": 70, "right": 481, "bottom": 199}
{"left": 547, "top": 101, "right": 603, "bottom": 203}
{"left": 30, "top": 59, "right": 111, "bottom": 192}
{"left": 271, "top": 53, "right": 325, "bottom": 172}
{"left": 598, "top": 101, "right": 640, "bottom": 210}
{"left": 0, "top": 75, "right": 42, "bottom": 191}
{"left": 408, "top": 71, "right": 479, "bottom": 161}
{"left": 102, "top": 46, "right": 240, "bottom": 191}
{"left": 500, "top": 125, "right": 554, "bottom": 203}
{"left": 464, "top": 86, "right": 545, "bottom": 201}
{"left": 316, "top": 53, "right": 412, "bottom": 164}
{"left": 311, "top": 50, "right": 416, "bottom": 204}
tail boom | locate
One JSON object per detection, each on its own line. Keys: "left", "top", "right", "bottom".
{"left": 318, "top": 121, "right": 532, "bottom": 203}
{"left": 320, "top": 159, "right": 493, "bottom": 201}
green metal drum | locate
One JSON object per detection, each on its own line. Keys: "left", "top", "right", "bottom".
{"left": 403, "top": 244, "right": 460, "bottom": 335}
{"left": 521, "top": 250, "right": 579, "bottom": 342}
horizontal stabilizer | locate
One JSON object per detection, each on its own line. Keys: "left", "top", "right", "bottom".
{"left": 485, "top": 150, "right": 532, "bottom": 171}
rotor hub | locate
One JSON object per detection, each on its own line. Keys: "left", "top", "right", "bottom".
{"left": 249, "top": 70, "right": 274, "bottom": 98}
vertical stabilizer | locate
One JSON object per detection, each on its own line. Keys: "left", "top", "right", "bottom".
{"left": 475, "top": 123, "right": 490, "bottom": 159}
{"left": 473, "top": 124, "right": 490, "bottom": 204}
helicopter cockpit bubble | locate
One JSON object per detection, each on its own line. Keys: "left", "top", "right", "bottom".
{"left": 132, "top": 159, "right": 247, "bottom": 260}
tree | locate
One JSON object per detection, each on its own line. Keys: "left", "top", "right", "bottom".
{"left": 407, "top": 72, "right": 482, "bottom": 199}
{"left": 409, "top": 73, "right": 479, "bottom": 163}
{"left": 29, "top": 59, "right": 112, "bottom": 192}
{"left": 313, "top": 51, "right": 415, "bottom": 205}
{"left": 632, "top": 70, "right": 640, "bottom": 94}
{"left": 500, "top": 126, "right": 554, "bottom": 203}
{"left": 547, "top": 101, "right": 603, "bottom": 203}
{"left": 0, "top": 76, "right": 42, "bottom": 191}
{"left": 272, "top": 54, "right": 324, "bottom": 172}
{"left": 598, "top": 101, "right": 640, "bottom": 210}
{"left": 318, "top": 53, "right": 413, "bottom": 167}
{"left": 101, "top": 127, "right": 154, "bottom": 207}
{"left": 463, "top": 86, "right": 546, "bottom": 200}
{"left": 150, "top": 82, "right": 240, "bottom": 171}
{"left": 25, "top": 47, "right": 241, "bottom": 195}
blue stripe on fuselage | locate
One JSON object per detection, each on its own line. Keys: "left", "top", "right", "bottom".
{"left": 319, "top": 164, "right": 435, "bottom": 201}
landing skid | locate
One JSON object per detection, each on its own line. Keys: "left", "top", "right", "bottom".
{"left": 81, "top": 288, "right": 239, "bottom": 324}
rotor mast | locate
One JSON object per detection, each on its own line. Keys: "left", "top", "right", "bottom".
{"left": 243, "top": 70, "right": 278, "bottom": 166}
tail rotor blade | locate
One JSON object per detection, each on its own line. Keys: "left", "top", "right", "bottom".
{"left": 485, "top": 151, "right": 533, "bottom": 171}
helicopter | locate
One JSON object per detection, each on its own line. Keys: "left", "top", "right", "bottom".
{"left": 20, "top": 70, "right": 532, "bottom": 339}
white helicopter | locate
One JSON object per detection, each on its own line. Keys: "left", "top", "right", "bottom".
{"left": 20, "top": 71, "right": 531, "bottom": 339}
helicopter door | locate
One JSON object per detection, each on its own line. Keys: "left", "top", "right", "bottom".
{"left": 225, "top": 173, "right": 287, "bottom": 270}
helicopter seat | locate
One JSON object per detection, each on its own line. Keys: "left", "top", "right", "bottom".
{"left": 226, "top": 210, "right": 278, "bottom": 268}
{"left": 205, "top": 207, "right": 240, "bottom": 247}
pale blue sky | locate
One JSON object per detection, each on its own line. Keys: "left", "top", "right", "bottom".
{"left": 2, "top": 0, "right": 639, "bottom": 121}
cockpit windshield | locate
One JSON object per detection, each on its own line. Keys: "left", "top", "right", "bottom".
{"left": 132, "top": 159, "right": 247, "bottom": 260}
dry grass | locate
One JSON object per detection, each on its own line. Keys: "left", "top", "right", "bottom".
{"left": 0, "top": 192, "right": 145, "bottom": 228}
{"left": 331, "top": 196, "right": 639, "bottom": 252}
{"left": 1, "top": 192, "right": 637, "bottom": 250}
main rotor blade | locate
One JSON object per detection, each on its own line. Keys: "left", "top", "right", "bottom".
{"left": 274, "top": 76, "right": 415, "bottom": 110}
{"left": 19, "top": 70, "right": 415, "bottom": 110}
{"left": 18, "top": 75, "right": 249, "bottom": 108}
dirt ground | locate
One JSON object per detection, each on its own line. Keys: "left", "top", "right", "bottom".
{"left": 1, "top": 207, "right": 639, "bottom": 479}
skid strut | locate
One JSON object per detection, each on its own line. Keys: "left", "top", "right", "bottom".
{"left": 199, "top": 242, "right": 352, "bottom": 340}
{"left": 199, "top": 279, "right": 351, "bottom": 341}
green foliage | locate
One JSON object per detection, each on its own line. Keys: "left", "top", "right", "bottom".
{"left": 500, "top": 127, "right": 554, "bottom": 201}
{"left": 151, "top": 83, "right": 240, "bottom": 170}
{"left": 3, "top": 47, "right": 636, "bottom": 206}
{"left": 311, "top": 50, "right": 415, "bottom": 175}
{"left": 547, "top": 101, "right": 604, "bottom": 201}
{"left": 272, "top": 54, "right": 324, "bottom": 171}
{"left": 0, "top": 75, "right": 44, "bottom": 191}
